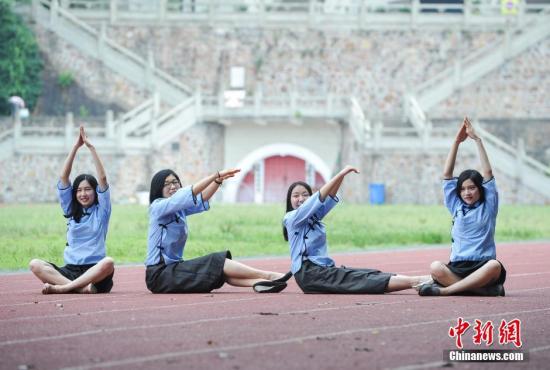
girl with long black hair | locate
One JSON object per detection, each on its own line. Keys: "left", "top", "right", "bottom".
{"left": 283, "top": 166, "right": 430, "bottom": 294}
{"left": 145, "top": 168, "right": 290, "bottom": 294}
{"left": 418, "top": 117, "right": 506, "bottom": 296}
{"left": 29, "top": 126, "right": 115, "bottom": 294}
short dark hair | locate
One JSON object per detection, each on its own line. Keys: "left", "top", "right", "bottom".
{"left": 283, "top": 181, "right": 313, "bottom": 241}
{"left": 70, "top": 174, "right": 99, "bottom": 223}
{"left": 149, "top": 169, "right": 181, "bottom": 204}
{"left": 456, "top": 169, "right": 485, "bottom": 203}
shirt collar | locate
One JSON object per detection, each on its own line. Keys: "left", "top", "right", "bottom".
{"left": 461, "top": 200, "right": 481, "bottom": 213}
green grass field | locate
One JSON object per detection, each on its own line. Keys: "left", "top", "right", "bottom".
{"left": 1, "top": 204, "right": 549, "bottom": 271}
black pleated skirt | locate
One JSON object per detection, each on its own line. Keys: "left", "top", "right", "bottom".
{"left": 294, "top": 260, "right": 394, "bottom": 294}
{"left": 145, "top": 251, "right": 231, "bottom": 293}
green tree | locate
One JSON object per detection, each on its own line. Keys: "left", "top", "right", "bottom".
{"left": 0, "top": 0, "right": 43, "bottom": 115}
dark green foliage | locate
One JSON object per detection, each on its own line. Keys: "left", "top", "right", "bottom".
{"left": 57, "top": 71, "right": 74, "bottom": 88}
{"left": 0, "top": 0, "right": 43, "bottom": 115}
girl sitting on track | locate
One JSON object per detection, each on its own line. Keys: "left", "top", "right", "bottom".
{"left": 283, "top": 165, "right": 430, "bottom": 294}
{"left": 145, "top": 168, "right": 291, "bottom": 294}
{"left": 418, "top": 117, "right": 506, "bottom": 297}
{"left": 29, "top": 126, "right": 115, "bottom": 294}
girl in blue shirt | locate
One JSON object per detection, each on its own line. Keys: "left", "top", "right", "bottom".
{"left": 145, "top": 168, "right": 290, "bottom": 294}
{"left": 283, "top": 165, "right": 430, "bottom": 294}
{"left": 418, "top": 117, "right": 506, "bottom": 297}
{"left": 29, "top": 126, "right": 115, "bottom": 294}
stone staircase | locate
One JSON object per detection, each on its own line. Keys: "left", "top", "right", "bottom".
{"left": 32, "top": 0, "right": 198, "bottom": 147}
{"left": 415, "top": 14, "right": 550, "bottom": 113}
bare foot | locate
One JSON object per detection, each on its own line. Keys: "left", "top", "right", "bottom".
{"left": 76, "top": 283, "right": 97, "bottom": 294}
{"left": 268, "top": 272, "right": 286, "bottom": 280}
{"left": 412, "top": 276, "right": 434, "bottom": 291}
{"left": 262, "top": 271, "right": 293, "bottom": 283}
{"left": 42, "top": 283, "right": 59, "bottom": 294}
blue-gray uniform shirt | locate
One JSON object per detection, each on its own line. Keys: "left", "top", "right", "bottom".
{"left": 443, "top": 177, "right": 498, "bottom": 262}
{"left": 145, "top": 185, "right": 209, "bottom": 266}
{"left": 283, "top": 191, "right": 339, "bottom": 274}
{"left": 57, "top": 180, "right": 111, "bottom": 265}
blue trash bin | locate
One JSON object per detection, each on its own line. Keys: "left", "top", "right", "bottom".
{"left": 369, "top": 183, "right": 385, "bottom": 205}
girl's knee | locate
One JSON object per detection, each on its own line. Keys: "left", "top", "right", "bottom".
{"left": 100, "top": 257, "right": 115, "bottom": 272}
{"left": 486, "top": 260, "right": 501, "bottom": 275}
{"left": 29, "top": 259, "right": 45, "bottom": 273}
{"left": 430, "top": 261, "right": 447, "bottom": 279}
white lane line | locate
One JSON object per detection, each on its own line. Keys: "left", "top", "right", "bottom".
{"left": 0, "top": 295, "right": 278, "bottom": 323}
{"left": 389, "top": 361, "right": 450, "bottom": 370}
{"left": 3, "top": 286, "right": 550, "bottom": 346}
{"left": 513, "top": 286, "right": 550, "bottom": 293}
{"left": 0, "top": 296, "right": 443, "bottom": 346}
{"left": 59, "top": 307, "right": 550, "bottom": 370}
{"left": 0, "top": 292, "right": 150, "bottom": 308}
{"left": 2, "top": 283, "right": 550, "bottom": 323}
{"left": 510, "top": 272, "right": 550, "bottom": 277}
{"left": 530, "top": 344, "right": 550, "bottom": 353}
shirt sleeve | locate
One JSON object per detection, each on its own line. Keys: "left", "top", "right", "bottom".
{"left": 150, "top": 185, "right": 198, "bottom": 219}
{"left": 442, "top": 178, "right": 461, "bottom": 215}
{"left": 97, "top": 184, "right": 111, "bottom": 218}
{"left": 482, "top": 177, "right": 498, "bottom": 215}
{"left": 183, "top": 193, "right": 210, "bottom": 216}
{"left": 57, "top": 180, "right": 72, "bottom": 217}
{"left": 315, "top": 195, "right": 339, "bottom": 220}
{"left": 285, "top": 191, "right": 335, "bottom": 228}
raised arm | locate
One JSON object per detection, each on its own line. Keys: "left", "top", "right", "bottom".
{"left": 60, "top": 126, "right": 85, "bottom": 187}
{"left": 443, "top": 118, "right": 468, "bottom": 180}
{"left": 465, "top": 118, "right": 493, "bottom": 180}
{"left": 319, "top": 165, "right": 359, "bottom": 201}
{"left": 193, "top": 168, "right": 240, "bottom": 200}
{"left": 81, "top": 126, "right": 108, "bottom": 191}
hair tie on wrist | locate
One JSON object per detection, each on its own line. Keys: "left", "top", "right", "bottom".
{"left": 215, "top": 179, "right": 223, "bottom": 185}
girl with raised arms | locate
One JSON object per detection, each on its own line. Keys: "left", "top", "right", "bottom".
{"left": 29, "top": 126, "right": 115, "bottom": 294}
{"left": 418, "top": 117, "right": 505, "bottom": 297}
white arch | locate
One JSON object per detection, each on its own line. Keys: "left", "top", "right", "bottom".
{"left": 223, "top": 143, "right": 331, "bottom": 203}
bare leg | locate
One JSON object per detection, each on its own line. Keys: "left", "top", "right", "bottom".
{"left": 429, "top": 261, "right": 462, "bottom": 287}
{"left": 386, "top": 274, "right": 432, "bottom": 292}
{"left": 29, "top": 259, "right": 71, "bottom": 286}
{"left": 42, "top": 257, "right": 115, "bottom": 294}
{"left": 223, "top": 259, "right": 285, "bottom": 287}
{"left": 226, "top": 277, "right": 265, "bottom": 287}
{"left": 434, "top": 260, "right": 502, "bottom": 296}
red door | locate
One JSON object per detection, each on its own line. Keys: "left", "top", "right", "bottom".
{"left": 264, "top": 156, "right": 305, "bottom": 203}
{"left": 236, "top": 155, "right": 326, "bottom": 203}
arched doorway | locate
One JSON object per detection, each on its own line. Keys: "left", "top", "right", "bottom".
{"left": 236, "top": 155, "right": 325, "bottom": 203}
{"left": 225, "top": 143, "right": 330, "bottom": 203}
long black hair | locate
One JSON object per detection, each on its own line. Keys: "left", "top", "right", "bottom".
{"left": 149, "top": 169, "right": 181, "bottom": 204}
{"left": 283, "top": 181, "right": 313, "bottom": 241}
{"left": 456, "top": 169, "right": 485, "bottom": 203}
{"left": 69, "top": 174, "right": 99, "bottom": 223}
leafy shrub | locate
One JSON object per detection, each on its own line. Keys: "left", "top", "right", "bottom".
{"left": 0, "top": 0, "right": 43, "bottom": 115}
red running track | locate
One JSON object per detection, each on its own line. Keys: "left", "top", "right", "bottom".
{"left": 1, "top": 242, "right": 549, "bottom": 370}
